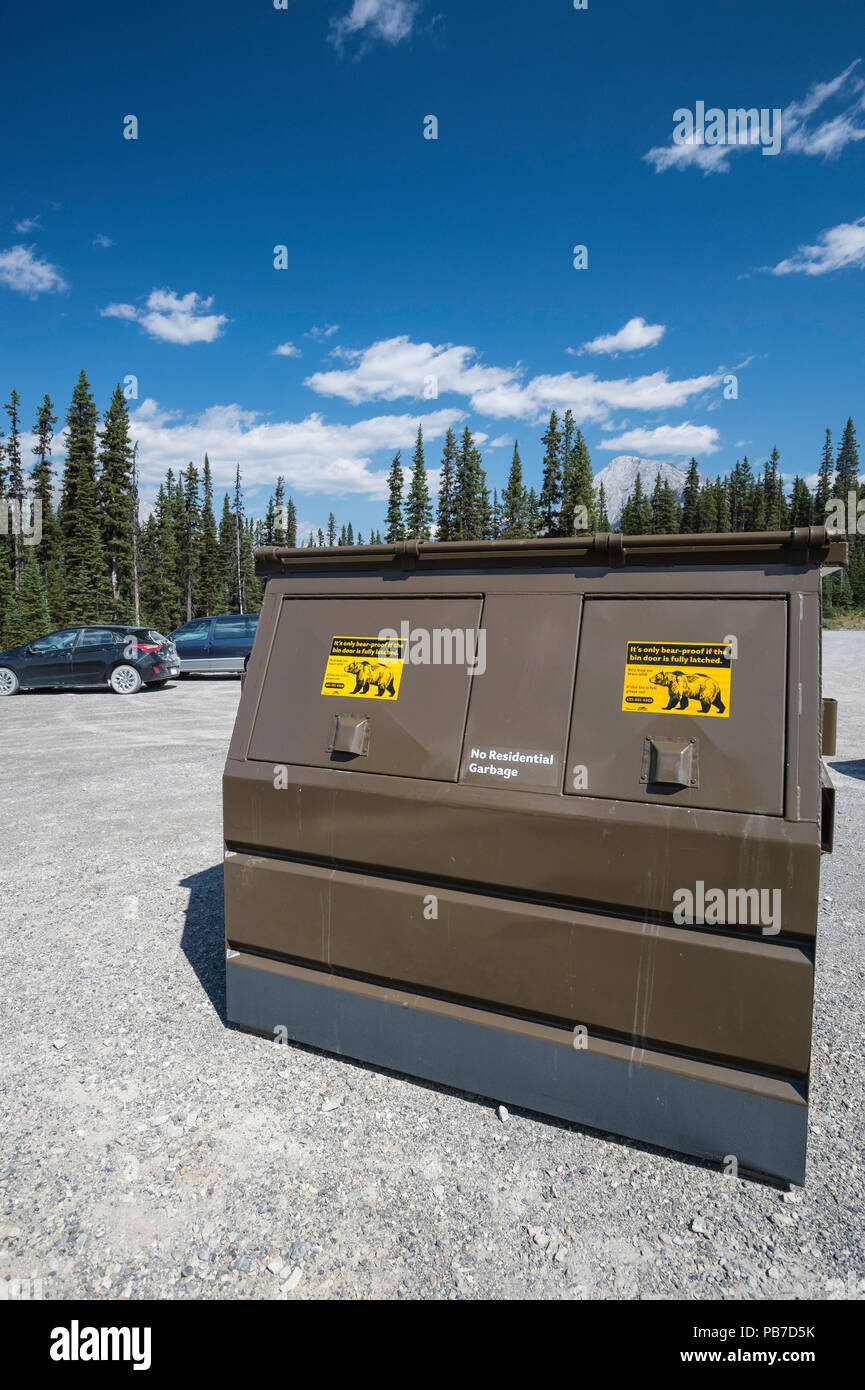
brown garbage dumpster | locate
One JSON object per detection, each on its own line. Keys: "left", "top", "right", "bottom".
{"left": 223, "top": 528, "right": 846, "bottom": 1184}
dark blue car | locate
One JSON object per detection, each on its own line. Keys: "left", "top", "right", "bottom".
{"left": 170, "top": 613, "right": 259, "bottom": 676}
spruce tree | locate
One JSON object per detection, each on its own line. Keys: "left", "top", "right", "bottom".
{"left": 286, "top": 496, "right": 297, "bottom": 547}
{"left": 346, "top": 521, "right": 354, "bottom": 545}
{"left": 746, "top": 480, "right": 767, "bottom": 531}
{"left": 790, "top": 476, "right": 813, "bottom": 526}
{"left": 0, "top": 543, "right": 13, "bottom": 647}
{"left": 501, "top": 442, "right": 528, "bottom": 538}
{"left": 714, "top": 477, "right": 731, "bottom": 533}
{"left": 835, "top": 417, "right": 860, "bottom": 495}
{"left": 98, "top": 384, "right": 136, "bottom": 621}
{"left": 405, "top": 425, "right": 433, "bottom": 540}
{"left": 680, "top": 459, "right": 701, "bottom": 534}
{"left": 454, "top": 427, "right": 487, "bottom": 540}
{"left": 327, "top": 512, "right": 337, "bottom": 546}
{"left": 61, "top": 371, "right": 111, "bottom": 622}
{"left": 179, "top": 464, "right": 201, "bottom": 621}
{"left": 697, "top": 481, "right": 718, "bottom": 532}
{"left": 6, "top": 545, "right": 50, "bottom": 646}
{"left": 30, "top": 393, "right": 64, "bottom": 625}
{"left": 272, "top": 476, "right": 286, "bottom": 545}
{"left": 384, "top": 452, "right": 405, "bottom": 542}
{"left": 3, "top": 390, "right": 27, "bottom": 590}
{"left": 621, "top": 474, "right": 652, "bottom": 534}
{"left": 436, "top": 427, "right": 458, "bottom": 540}
{"left": 561, "top": 428, "right": 596, "bottom": 533}
{"left": 596, "top": 481, "right": 610, "bottom": 530}
{"left": 196, "top": 455, "right": 221, "bottom": 615}
{"left": 539, "top": 410, "right": 563, "bottom": 535}
{"left": 814, "top": 430, "right": 834, "bottom": 524}
{"left": 650, "top": 471, "right": 677, "bottom": 534}
{"left": 240, "top": 517, "right": 261, "bottom": 612}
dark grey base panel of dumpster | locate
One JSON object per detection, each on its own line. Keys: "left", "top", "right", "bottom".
{"left": 226, "top": 955, "right": 808, "bottom": 1185}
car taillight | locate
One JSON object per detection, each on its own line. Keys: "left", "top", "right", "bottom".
{"left": 133, "top": 642, "right": 160, "bottom": 653}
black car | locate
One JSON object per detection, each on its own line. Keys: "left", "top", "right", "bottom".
{"left": 170, "top": 613, "right": 259, "bottom": 675}
{"left": 0, "top": 626, "right": 180, "bottom": 695}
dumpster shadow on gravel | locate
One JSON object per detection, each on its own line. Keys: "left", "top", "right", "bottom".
{"left": 180, "top": 863, "right": 227, "bottom": 1021}
{"left": 828, "top": 759, "right": 865, "bottom": 782}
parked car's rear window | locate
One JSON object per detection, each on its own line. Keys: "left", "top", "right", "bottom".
{"left": 213, "top": 616, "right": 253, "bottom": 639}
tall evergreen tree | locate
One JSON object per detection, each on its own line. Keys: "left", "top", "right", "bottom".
{"left": 327, "top": 512, "right": 337, "bottom": 546}
{"left": 98, "top": 384, "right": 136, "bottom": 621}
{"left": 560, "top": 428, "right": 596, "bottom": 533}
{"left": 384, "top": 451, "right": 405, "bottom": 543}
{"left": 60, "top": 370, "right": 111, "bottom": 622}
{"left": 538, "top": 410, "right": 563, "bottom": 535}
{"left": 436, "top": 427, "right": 458, "bottom": 541}
{"left": 680, "top": 458, "right": 701, "bottom": 533}
{"left": 596, "top": 480, "right": 610, "bottom": 531}
{"left": 405, "top": 425, "right": 433, "bottom": 540}
{"left": 814, "top": 429, "right": 834, "bottom": 524}
{"left": 178, "top": 464, "right": 201, "bottom": 621}
{"left": 650, "top": 471, "right": 677, "bottom": 534}
{"left": 621, "top": 474, "right": 652, "bottom": 534}
{"left": 5, "top": 545, "right": 51, "bottom": 646}
{"left": 834, "top": 417, "right": 860, "bottom": 494}
{"left": 0, "top": 543, "right": 13, "bottom": 647}
{"left": 30, "top": 393, "right": 64, "bottom": 625}
{"left": 697, "top": 480, "right": 719, "bottom": 532}
{"left": 3, "top": 390, "right": 26, "bottom": 589}
{"left": 790, "top": 475, "right": 813, "bottom": 526}
{"left": 196, "top": 455, "right": 221, "bottom": 615}
{"left": 500, "top": 442, "right": 528, "bottom": 538}
{"left": 454, "top": 427, "right": 487, "bottom": 540}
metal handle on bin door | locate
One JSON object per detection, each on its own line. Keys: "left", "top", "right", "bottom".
{"left": 328, "top": 714, "right": 370, "bottom": 758}
{"left": 640, "top": 736, "right": 699, "bottom": 788}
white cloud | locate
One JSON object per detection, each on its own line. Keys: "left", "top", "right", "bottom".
{"left": 101, "top": 289, "right": 228, "bottom": 344}
{"left": 307, "top": 323, "right": 340, "bottom": 340}
{"left": 126, "top": 397, "right": 464, "bottom": 498}
{"left": 577, "top": 317, "right": 666, "bottom": 357}
{"left": 14, "top": 216, "right": 40, "bottom": 233}
{"left": 305, "top": 334, "right": 720, "bottom": 424}
{"left": 598, "top": 424, "right": 721, "bottom": 457}
{"left": 330, "top": 0, "right": 419, "bottom": 50}
{"left": 0, "top": 244, "right": 68, "bottom": 295}
{"left": 646, "top": 61, "right": 865, "bottom": 173}
{"left": 768, "top": 216, "right": 865, "bottom": 276}
{"left": 273, "top": 341, "right": 301, "bottom": 357}
{"left": 93, "top": 233, "right": 113, "bottom": 248}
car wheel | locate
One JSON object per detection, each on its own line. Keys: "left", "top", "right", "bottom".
{"left": 110, "top": 664, "right": 143, "bottom": 695}
{"left": 0, "top": 667, "right": 20, "bottom": 696}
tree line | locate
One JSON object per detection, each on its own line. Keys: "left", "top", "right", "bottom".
{"left": 1, "top": 375, "right": 862, "bottom": 649}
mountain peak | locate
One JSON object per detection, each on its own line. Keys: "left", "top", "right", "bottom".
{"left": 593, "top": 455, "right": 711, "bottom": 527}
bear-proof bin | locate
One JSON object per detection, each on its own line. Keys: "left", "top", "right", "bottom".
{"left": 223, "top": 528, "right": 846, "bottom": 1184}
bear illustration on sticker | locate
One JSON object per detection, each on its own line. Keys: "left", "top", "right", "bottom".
{"left": 651, "top": 669, "right": 726, "bottom": 714}
{"left": 345, "top": 659, "right": 397, "bottom": 698}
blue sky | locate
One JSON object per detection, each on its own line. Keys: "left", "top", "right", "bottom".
{"left": 1, "top": 0, "right": 864, "bottom": 539}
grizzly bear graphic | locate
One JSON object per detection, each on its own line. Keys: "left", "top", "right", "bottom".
{"left": 651, "top": 669, "right": 726, "bottom": 714}
{"left": 345, "top": 659, "right": 397, "bottom": 697}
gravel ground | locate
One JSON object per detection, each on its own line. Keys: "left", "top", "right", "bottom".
{"left": 0, "top": 637, "right": 863, "bottom": 1302}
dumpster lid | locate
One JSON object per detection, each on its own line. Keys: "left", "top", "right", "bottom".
{"left": 255, "top": 528, "right": 848, "bottom": 578}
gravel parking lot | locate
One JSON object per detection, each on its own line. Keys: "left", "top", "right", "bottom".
{"left": 1, "top": 637, "right": 863, "bottom": 1302}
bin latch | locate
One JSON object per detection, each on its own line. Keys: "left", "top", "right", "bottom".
{"left": 329, "top": 714, "right": 370, "bottom": 758}
{"left": 641, "top": 736, "right": 699, "bottom": 788}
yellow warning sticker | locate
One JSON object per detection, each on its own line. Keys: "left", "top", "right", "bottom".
{"left": 320, "top": 635, "right": 405, "bottom": 700}
{"left": 621, "top": 641, "right": 732, "bottom": 717}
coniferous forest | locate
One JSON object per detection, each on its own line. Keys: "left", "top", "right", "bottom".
{"left": 0, "top": 371, "right": 862, "bottom": 648}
